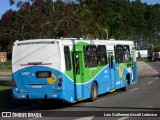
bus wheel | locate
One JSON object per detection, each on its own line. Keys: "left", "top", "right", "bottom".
{"left": 122, "top": 79, "right": 127, "bottom": 91}
{"left": 90, "top": 82, "right": 98, "bottom": 102}
{"left": 122, "top": 76, "right": 129, "bottom": 91}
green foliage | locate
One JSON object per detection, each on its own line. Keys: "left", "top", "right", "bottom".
{"left": 0, "top": 0, "right": 160, "bottom": 53}
{"left": 155, "top": 46, "right": 160, "bottom": 52}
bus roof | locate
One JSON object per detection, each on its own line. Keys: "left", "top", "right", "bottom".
{"left": 14, "top": 39, "right": 134, "bottom": 46}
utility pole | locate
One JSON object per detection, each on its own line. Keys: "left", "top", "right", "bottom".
{"left": 104, "top": 29, "right": 108, "bottom": 40}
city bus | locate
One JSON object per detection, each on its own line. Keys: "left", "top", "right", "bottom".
{"left": 12, "top": 38, "right": 138, "bottom": 103}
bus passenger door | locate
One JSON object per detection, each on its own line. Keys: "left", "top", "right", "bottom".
{"left": 108, "top": 52, "right": 115, "bottom": 90}
{"left": 72, "top": 52, "right": 84, "bottom": 100}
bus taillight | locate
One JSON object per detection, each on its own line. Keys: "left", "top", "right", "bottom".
{"left": 59, "top": 78, "right": 63, "bottom": 82}
{"left": 12, "top": 80, "right": 17, "bottom": 88}
{"left": 58, "top": 83, "right": 62, "bottom": 87}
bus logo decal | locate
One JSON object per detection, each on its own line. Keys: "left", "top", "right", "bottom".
{"left": 117, "top": 63, "right": 124, "bottom": 79}
{"left": 47, "top": 74, "right": 57, "bottom": 84}
{"left": 22, "top": 72, "right": 30, "bottom": 76}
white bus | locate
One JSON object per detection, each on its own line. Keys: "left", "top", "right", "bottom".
{"left": 12, "top": 39, "right": 138, "bottom": 103}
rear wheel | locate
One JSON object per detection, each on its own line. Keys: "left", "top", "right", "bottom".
{"left": 90, "top": 82, "right": 98, "bottom": 102}
{"left": 122, "top": 75, "right": 130, "bottom": 91}
{"left": 122, "top": 79, "right": 128, "bottom": 91}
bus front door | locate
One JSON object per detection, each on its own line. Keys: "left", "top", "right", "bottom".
{"left": 72, "top": 52, "right": 84, "bottom": 100}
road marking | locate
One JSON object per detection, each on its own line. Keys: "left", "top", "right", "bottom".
{"left": 147, "top": 81, "right": 153, "bottom": 84}
{"left": 155, "top": 77, "right": 158, "bottom": 79}
{"left": 85, "top": 98, "right": 106, "bottom": 105}
{"left": 117, "top": 117, "right": 129, "bottom": 120}
{"left": 129, "top": 88, "right": 139, "bottom": 92}
{"left": 95, "top": 98, "right": 106, "bottom": 102}
{"left": 75, "top": 116, "right": 95, "bottom": 120}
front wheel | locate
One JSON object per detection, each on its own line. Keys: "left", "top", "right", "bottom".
{"left": 122, "top": 77, "right": 129, "bottom": 91}
{"left": 90, "top": 82, "right": 98, "bottom": 102}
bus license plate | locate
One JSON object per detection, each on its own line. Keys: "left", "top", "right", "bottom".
{"left": 32, "top": 85, "right": 42, "bottom": 88}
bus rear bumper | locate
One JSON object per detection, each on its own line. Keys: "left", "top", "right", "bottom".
{"left": 13, "top": 90, "right": 75, "bottom": 103}
{"left": 13, "top": 92, "right": 61, "bottom": 100}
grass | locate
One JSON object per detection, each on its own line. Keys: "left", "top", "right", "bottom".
{"left": 0, "top": 86, "right": 11, "bottom": 91}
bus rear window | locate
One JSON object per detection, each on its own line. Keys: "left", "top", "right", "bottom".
{"left": 64, "top": 46, "right": 71, "bottom": 70}
{"left": 36, "top": 71, "right": 51, "bottom": 78}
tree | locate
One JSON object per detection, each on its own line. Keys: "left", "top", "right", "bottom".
{"left": 0, "top": 0, "right": 160, "bottom": 53}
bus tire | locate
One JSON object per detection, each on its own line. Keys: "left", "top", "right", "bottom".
{"left": 122, "top": 75, "right": 129, "bottom": 91}
{"left": 90, "top": 82, "right": 98, "bottom": 102}
{"left": 122, "top": 79, "right": 127, "bottom": 91}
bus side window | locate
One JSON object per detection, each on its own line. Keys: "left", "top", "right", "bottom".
{"left": 86, "top": 45, "right": 97, "bottom": 67}
{"left": 115, "top": 45, "right": 124, "bottom": 63}
{"left": 64, "top": 46, "right": 71, "bottom": 70}
{"left": 97, "top": 45, "right": 107, "bottom": 66}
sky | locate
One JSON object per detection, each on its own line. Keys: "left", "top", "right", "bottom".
{"left": 0, "top": 0, "right": 160, "bottom": 18}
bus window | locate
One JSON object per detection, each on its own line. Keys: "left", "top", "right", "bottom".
{"left": 64, "top": 46, "right": 71, "bottom": 70}
{"left": 124, "top": 45, "right": 130, "bottom": 62}
{"left": 86, "top": 45, "right": 97, "bottom": 67}
{"left": 115, "top": 45, "right": 124, "bottom": 63}
{"left": 97, "top": 45, "right": 107, "bottom": 66}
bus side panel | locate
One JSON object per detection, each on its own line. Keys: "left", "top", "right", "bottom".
{"left": 114, "top": 63, "right": 123, "bottom": 89}
{"left": 83, "top": 65, "right": 111, "bottom": 99}
{"left": 121, "top": 65, "right": 133, "bottom": 87}
{"left": 62, "top": 74, "right": 75, "bottom": 102}
{"left": 96, "top": 65, "right": 111, "bottom": 95}
{"left": 114, "top": 63, "right": 133, "bottom": 89}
